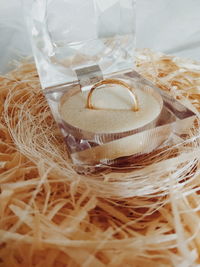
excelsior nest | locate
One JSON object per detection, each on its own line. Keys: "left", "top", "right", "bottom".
{"left": 1, "top": 50, "right": 200, "bottom": 266}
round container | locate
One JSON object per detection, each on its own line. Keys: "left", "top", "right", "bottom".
{"left": 59, "top": 80, "right": 166, "bottom": 165}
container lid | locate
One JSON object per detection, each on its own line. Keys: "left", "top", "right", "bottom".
{"left": 30, "top": 0, "right": 136, "bottom": 89}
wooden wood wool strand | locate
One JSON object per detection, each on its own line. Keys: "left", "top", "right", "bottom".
{"left": 0, "top": 51, "right": 200, "bottom": 266}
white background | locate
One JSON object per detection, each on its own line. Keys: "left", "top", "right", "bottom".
{"left": 0, "top": 0, "right": 200, "bottom": 73}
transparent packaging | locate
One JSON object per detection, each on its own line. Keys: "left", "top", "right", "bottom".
{"left": 30, "top": 0, "right": 136, "bottom": 89}
{"left": 29, "top": 0, "right": 197, "bottom": 172}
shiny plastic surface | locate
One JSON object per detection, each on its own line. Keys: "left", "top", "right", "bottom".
{"left": 30, "top": 0, "right": 136, "bottom": 88}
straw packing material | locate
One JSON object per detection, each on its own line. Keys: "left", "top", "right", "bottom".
{"left": 0, "top": 50, "right": 200, "bottom": 266}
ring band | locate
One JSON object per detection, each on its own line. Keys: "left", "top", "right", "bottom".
{"left": 86, "top": 79, "right": 139, "bottom": 112}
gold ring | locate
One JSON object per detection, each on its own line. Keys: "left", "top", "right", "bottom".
{"left": 86, "top": 79, "right": 139, "bottom": 111}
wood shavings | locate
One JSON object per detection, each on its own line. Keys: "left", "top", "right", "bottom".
{"left": 0, "top": 51, "right": 200, "bottom": 266}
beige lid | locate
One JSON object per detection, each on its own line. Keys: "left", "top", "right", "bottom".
{"left": 60, "top": 84, "right": 162, "bottom": 134}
